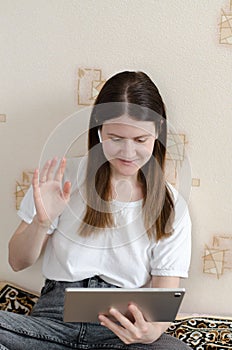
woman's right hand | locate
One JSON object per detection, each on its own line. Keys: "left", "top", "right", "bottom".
{"left": 32, "top": 157, "right": 71, "bottom": 226}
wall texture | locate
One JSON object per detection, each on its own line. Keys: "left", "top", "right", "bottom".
{"left": 0, "top": 0, "right": 231, "bottom": 316}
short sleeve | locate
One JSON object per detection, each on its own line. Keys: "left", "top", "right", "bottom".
{"left": 17, "top": 186, "right": 58, "bottom": 234}
{"left": 150, "top": 190, "right": 192, "bottom": 278}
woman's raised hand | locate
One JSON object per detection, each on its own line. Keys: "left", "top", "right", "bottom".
{"left": 32, "top": 157, "right": 71, "bottom": 226}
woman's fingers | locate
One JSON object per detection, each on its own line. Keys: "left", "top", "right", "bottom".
{"left": 54, "top": 157, "right": 66, "bottom": 182}
{"left": 99, "top": 304, "right": 150, "bottom": 345}
{"left": 33, "top": 157, "right": 71, "bottom": 202}
{"left": 39, "top": 159, "right": 51, "bottom": 184}
{"left": 46, "top": 157, "right": 58, "bottom": 181}
{"left": 63, "top": 181, "right": 71, "bottom": 201}
{"left": 32, "top": 168, "right": 39, "bottom": 192}
{"left": 98, "top": 313, "right": 129, "bottom": 343}
{"left": 31, "top": 158, "right": 71, "bottom": 224}
{"left": 100, "top": 308, "right": 136, "bottom": 333}
{"left": 32, "top": 168, "right": 45, "bottom": 215}
{"left": 128, "top": 303, "right": 145, "bottom": 325}
{"left": 37, "top": 157, "right": 66, "bottom": 184}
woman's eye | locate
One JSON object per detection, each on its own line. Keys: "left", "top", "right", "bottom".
{"left": 111, "top": 137, "right": 122, "bottom": 142}
{"left": 136, "top": 138, "right": 147, "bottom": 143}
{"left": 109, "top": 137, "right": 148, "bottom": 143}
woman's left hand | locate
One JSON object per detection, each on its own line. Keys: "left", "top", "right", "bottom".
{"left": 98, "top": 303, "right": 163, "bottom": 344}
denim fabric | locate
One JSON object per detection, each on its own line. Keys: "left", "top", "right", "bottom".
{"left": 0, "top": 276, "right": 191, "bottom": 350}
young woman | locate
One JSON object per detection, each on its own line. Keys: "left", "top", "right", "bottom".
{"left": 0, "top": 71, "right": 192, "bottom": 350}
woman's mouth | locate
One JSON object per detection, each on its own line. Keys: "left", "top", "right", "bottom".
{"left": 118, "top": 158, "right": 137, "bottom": 165}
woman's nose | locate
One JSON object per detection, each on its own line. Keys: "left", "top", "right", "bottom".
{"left": 120, "top": 139, "right": 136, "bottom": 158}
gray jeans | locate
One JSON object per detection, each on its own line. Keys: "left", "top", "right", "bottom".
{"left": 0, "top": 276, "right": 191, "bottom": 350}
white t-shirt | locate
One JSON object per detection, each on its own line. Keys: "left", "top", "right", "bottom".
{"left": 18, "top": 157, "right": 191, "bottom": 288}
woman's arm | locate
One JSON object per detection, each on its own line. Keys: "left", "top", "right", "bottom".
{"left": 8, "top": 157, "right": 71, "bottom": 272}
{"left": 149, "top": 275, "right": 180, "bottom": 341}
{"left": 151, "top": 276, "right": 180, "bottom": 288}
{"left": 8, "top": 218, "right": 50, "bottom": 271}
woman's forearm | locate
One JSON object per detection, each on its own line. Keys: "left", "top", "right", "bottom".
{"left": 8, "top": 216, "right": 50, "bottom": 271}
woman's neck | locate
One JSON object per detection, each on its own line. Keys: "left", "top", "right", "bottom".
{"left": 110, "top": 176, "right": 144, "bottom": 202}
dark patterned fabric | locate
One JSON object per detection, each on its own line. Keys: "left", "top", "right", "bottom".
{"left": 0, "top": 283, "right": 39, "bottom": 315}
{"left": 166, "top": 317, "right": 232, "bottom": 349}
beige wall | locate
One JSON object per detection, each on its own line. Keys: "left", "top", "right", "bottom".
{"left": 0, "top": 0, "right": 231, "bottom": 316}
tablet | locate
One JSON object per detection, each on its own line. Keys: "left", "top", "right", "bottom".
{"left": 63, "top": 287, "right": 185, "bottom": 323}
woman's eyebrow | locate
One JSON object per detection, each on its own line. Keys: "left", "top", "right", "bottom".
{"left": 107, "top": 133, "right": 151, "bottom": 138}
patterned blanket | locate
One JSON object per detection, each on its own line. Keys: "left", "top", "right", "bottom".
{"left": 0, "top": 283, "right": 39, "bottom": 315}
{"left": 0, "top": 282, "right": 232, "bottom": 349}
{"left": 166, "top": 317, "right": 232, "bottom": 349}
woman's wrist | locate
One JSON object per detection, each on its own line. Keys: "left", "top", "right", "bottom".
{"left": 33, "top": 215, "right": 51, "bottom": 230}
{"left": 150, "top": 321, "right": 171, "bottom": 340}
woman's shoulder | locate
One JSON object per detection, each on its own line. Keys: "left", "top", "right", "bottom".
{"left": 166, "top": 182, "right": 191, "bottom": 227}
{"left": 166, "top": 182, "right": 188, "bottom": 205}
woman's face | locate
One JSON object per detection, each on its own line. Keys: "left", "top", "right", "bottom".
{"left": 100, "top": 115, "right": 156, "bottom": 179}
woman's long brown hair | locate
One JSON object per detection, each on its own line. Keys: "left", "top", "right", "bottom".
{"left": 79, "top": 71, "right": 174, "bottom": 241}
